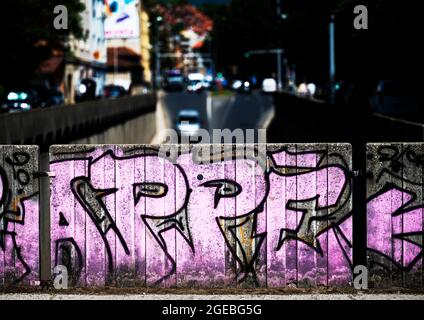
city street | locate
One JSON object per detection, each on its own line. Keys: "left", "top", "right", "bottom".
{"left": 159, "top": 90, "right": 274, "bottom": 135}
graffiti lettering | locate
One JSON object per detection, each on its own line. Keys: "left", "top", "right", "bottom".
{"left": 49, "top": 144, "right": 353, "bottom": 287}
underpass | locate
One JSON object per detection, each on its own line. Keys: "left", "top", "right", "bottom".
{"left": 155, "top": 90, "right": 275, "bottom": 143}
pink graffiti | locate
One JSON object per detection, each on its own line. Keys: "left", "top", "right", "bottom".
{"left": 50, "top": 146, "right": 353, "bottom": 287}
{"left": 367, "top": 186, "right": 423, "bottom": 270}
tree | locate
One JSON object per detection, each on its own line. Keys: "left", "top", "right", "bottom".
{"left": 0, "top": 0, "right": 85, "bottom": 89}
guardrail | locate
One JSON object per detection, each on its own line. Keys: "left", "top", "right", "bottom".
{"left": 0, "top": 94, "right": 156, "bottom": 147}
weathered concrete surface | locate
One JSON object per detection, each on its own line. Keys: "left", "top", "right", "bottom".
{"left": 366, "top": 143, "right": 424, "bottom": 288}
{"left": 49, "top": 144, "right": 353, "bottom": 288}
{"left": 0, "top": 146, "right": 40, "bottom": 285}
{"left": 71, "top": 111, "right": 156, "bottom": 144}
{"left": 0, "top": 94, "right": 156, "bottom": 145}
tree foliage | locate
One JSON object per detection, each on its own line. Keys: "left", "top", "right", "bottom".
{"left": 206, "top": 0, "right": 422, "bottom": 85}
{"left": 0, "top": 0, "right": 85, "bottom": 88}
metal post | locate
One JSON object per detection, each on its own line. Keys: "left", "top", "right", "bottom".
{"left": 114, "top": 46, "right": 118, "bottom": 82}
{"left": 277, "top": 49, "right": 283, "bottom": 91}
{"left": 277, "top": 0, "right": 281, "bottom": 16}
{"left": 329, "top": 14, "right": 336, "bottom": 104}
{"left": 155, "top": 50, "right": 161, "bottom": 89}
{"left": 153, "top": 16, "right": 162, "bottom": 90}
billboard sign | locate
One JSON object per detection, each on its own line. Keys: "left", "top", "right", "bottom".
{"left": 105, "top": 0, "right": 140, "bottom": 39}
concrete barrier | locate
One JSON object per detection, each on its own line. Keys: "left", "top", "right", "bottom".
{"left": 1, "top": 143, "right": 423, "bottom": 288}
{"left": 0, "top": 145, "right": 39, "bottom": 285}
{"left": 366, "top": 143, "right": 424, "bottom": 288}
{"left": 0, "top": 94, "right": 156, "bottom": 146}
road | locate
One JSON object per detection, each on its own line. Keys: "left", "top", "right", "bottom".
{"left": 156, "top": 90, "right": 274, "bottom": 142}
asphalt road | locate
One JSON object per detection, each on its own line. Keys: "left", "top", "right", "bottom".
{"left": 158, "top": 90, "right": 275, "bottom": 140}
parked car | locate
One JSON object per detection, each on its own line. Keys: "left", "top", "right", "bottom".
{"left": 104, "top": 85, "right": 127, "bottom": 98}
{"left": 5, "top": 89, "right": 39, "bottom": 112}
{"left": 370, "top": 80, "right": 420, "bottom": 116}
{"left": 32, "top": 85, "right": 64, "bottom": 107}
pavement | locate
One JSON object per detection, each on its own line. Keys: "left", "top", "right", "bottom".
{"left": 1, "top": 293, "right": 424, "bottom": 300}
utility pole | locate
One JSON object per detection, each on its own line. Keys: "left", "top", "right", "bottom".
{"left": 329, "top": 14, "right": 336, "bottom": 104}
{"left": 153, "top": 15, "right": 163, "bottom": 90}
{"left": 276, "top": 49, "right": 283, "bottom": 91}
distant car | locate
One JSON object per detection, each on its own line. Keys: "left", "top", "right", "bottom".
{"left": 231, "top": 80, "right": 242, "bottom": 91}
{"left": 231, "top": 80, "right": 252, "bottom": 93}
{"left": 163, "top": 76, "right": 185, "bottom": 92}
{"left": 104, "top": 85, "right": 127, "bottom": 98}
{"left": 187, "top": 80, "right": 203, "bottom": 93}
{"left": 370, "top": 80, "right": 420, "bottom": 115}
{"left": 5, "top": 89, "right": 38, "bottom": 112}
{"left": 176, "top": 109, "right": 201, "bottom": 138}
{"left": 262, "top": 78, "right": 277, "bottom": 93}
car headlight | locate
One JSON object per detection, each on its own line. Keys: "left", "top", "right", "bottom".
{"left": 79, "top": 84, "right": 87, "bottom": 94}
{"left": 7, "top": 92, "right": 19, "bottom": 100}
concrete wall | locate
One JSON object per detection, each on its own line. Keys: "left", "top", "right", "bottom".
{"left": 0, "top": 146, "right": 39, "bottom": 285}
{"left": 0, "top": 94, "right": 156, "bottom": 146}
{"left": 48, "top": 144, "right": 352, "bottom": 288}
{"left": 367, "top": 143, "right": 424, "bottom": 288}
{"left": 1, "top": 143, "right": 422, "bottom": 289}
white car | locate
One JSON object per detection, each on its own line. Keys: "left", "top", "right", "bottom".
{"left": 262, "top": 78, "right": 277, "bottom": 93}
{"left": 176, "top": 109, "right": 201, "bottom": 137}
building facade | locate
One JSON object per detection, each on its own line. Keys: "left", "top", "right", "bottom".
{"left": 64, "top": 0, "right": 107, "bottom": 104}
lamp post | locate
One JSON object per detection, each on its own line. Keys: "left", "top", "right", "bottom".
{"left": 153, "top": 15, "right": 163, "bottom": 90}
{"left": 329, "top": 14, "right": 336, "bottom": 104}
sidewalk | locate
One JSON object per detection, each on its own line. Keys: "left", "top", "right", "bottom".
{"left": 1, "top": 293, "right": 424, "bottom": 300}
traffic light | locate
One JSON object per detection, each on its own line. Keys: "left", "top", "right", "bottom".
{"left": 244, "top": 52, "right": 251, "bottom": 58}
